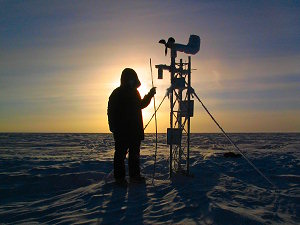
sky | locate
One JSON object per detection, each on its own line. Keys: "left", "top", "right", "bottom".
{"left": 1, "top": 0, "right": 300, "bottom": 133}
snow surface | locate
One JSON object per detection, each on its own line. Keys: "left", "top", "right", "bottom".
{"left": 0, "top": 133, "right": 299, "bottom": 224}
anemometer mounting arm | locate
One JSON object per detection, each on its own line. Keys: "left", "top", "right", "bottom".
{"left": 158, "top": 35, "right": 201, "bottom": 57}
{"left": 155, "top": 64, "right": 170, "bottom": 79}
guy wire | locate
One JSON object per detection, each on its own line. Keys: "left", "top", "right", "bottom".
{"left": 193, "top": 91, "right": 276, "bottom": 189}
{"left": 144, "top": 94, "right": 167, "bottom": 131}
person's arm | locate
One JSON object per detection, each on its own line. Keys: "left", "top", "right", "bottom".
{"left": 107, "top": 91, "right": 118, "bottom": 132}
{"left": 140, "top": 87, "right": 156, "bottom": 109}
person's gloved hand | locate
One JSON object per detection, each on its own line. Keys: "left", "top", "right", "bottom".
{"left": 149, "top": 87, "right": 156, "bottom": 97}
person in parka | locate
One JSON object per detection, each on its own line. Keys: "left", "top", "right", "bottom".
{"left": 107, "top": 68, "right": 156, "bottom": 184}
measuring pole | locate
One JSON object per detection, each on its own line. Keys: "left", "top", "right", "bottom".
{"left": 150, "top": 58, "right": 158, "bottom": 181}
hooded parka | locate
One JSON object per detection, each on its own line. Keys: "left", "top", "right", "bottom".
{"left": 108, "top": 68, "right": 153, "bottom": 141}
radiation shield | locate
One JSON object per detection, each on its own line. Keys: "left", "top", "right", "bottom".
{"left": 155, "top": 64, "right": 170, "bottom": 79}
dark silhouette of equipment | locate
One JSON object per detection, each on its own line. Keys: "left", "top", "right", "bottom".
{"left": 155, "top": 35, "right": 201, "bottom": 177}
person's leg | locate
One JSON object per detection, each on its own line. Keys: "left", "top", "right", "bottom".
{"left": 128, "top": 139, "right": 141, "bottom": 178}
{"left": 114, "top": 139, "right": 128, "bottom": 181}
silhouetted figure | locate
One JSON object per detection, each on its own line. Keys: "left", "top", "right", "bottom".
{"left": 108, "top": 68, "right": 156, "bottom": 185}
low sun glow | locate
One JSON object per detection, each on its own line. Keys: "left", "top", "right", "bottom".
{"left": 138, "top": 83, "right": 150, "bottom": 97}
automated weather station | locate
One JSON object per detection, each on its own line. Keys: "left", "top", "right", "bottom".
{"left": 147, "top": 35, "right": 274, "bottom": 188}
{"left": 155, "top": 35, "right": 201, "bottom": 177}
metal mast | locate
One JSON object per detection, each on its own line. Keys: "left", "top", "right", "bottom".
{"left": 155, "top": 35, "right": 200, "bottom": 177}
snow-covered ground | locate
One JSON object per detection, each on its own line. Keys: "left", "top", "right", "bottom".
{"left": 0, "top": 133, "right": 299, "bottom": 224}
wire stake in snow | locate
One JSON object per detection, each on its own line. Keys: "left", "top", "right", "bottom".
{"left": 192, "top": 90, "right": 277, "bottom": 189}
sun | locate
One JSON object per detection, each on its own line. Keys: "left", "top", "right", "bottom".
{"left": 138, "top": 83, "right": 151, "bottom": 97}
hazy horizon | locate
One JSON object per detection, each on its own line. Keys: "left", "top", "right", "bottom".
{"left": 1, "top": 1, "right": 299, "bottom": 133}
{"left": 1, "top": 131, "right": 299, "bottom": 134}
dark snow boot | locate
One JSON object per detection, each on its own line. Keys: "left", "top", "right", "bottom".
{"left": 115, "top": 178, "right": 128, "bottom": 187}
{"left": 130, "top": 175, "right": 146, "bottom": 183}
